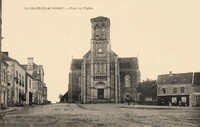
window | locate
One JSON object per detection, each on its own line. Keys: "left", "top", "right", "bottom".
{"left": 29, "top": 79, "right": 32, "bottom": 89}
{"left": 78, "top": 76, "right": 81, "bottom": 87}
{"left": 172, "top": 97, "right": 177, "bottom": 103}
{"left": 101, "top": 62, "right": 105, "bottom": 73}
{"left": 16, "top": 71, "right": 18, "bottom": 78}
{"left": 15, "top": 71, "right": 19, "bottom": 84}
{"left": 180, "top": 87, "right": 184, "bottom": 93}
{"left": 125, "top": 75, "right": 131, "bottom": 87}
{"left": 3, "top": 68, "right": 6, "bottom": 82}
{"left": 173, "top": 87, "right": 177, "bottom": 94}
{"left": 181, "top": 97, "right": 186, "bottom": 103}
{"left": 95, "top": 62, "right": 106, "bottom": 74}
{"left": 94, "top": 24, "right": 99, "bottom": 29}
{"left": 97, "top": 63, "right": 100, "bottom": 73}
{"left": 162, "top": 88, "right": 166, "bottom": 94}
{"left": 22, "top": 76, "right": 24, "bottom": 85}
{"left": 19, "top": 74, "right": 21, "bottom": 85}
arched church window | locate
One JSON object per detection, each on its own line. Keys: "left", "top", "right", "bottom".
{"left": 97, "top": 63, "right": 100, "bottom": 73}
{"left": 78, "top": 76, "right": 81, "bottom": 87}
{"left": 125, "top": 75, "right": 131, "bottom": 87}
{"left": 94, "top": 24, "right": 99, "bottom": 29}
{"left": 102, "top": 26, "right": 106, "bottom": 31}
{"left": 101, "top": 62, "right": 105, "bottom": 73}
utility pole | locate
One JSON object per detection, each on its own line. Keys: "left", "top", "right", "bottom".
{"left": 0, "top": 0, "right": 2, "bottom": 109}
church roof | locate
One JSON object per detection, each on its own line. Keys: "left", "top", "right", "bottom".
{"left": 118, "top": 57, "right": 139, "bottom": 70}
{"left": 70, "top": 59, "right": 83, "bottom": 70}
{"left": 110, "top": 50, "right": 118, "bottom": 57}
{"left": 83, "top": 50, "right": 91, "bottom": 58}
{"left": 90, "top": 16, "right": 110, "bottom": 22}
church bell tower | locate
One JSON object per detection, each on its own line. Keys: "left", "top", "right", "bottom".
{"left": 90, "top": 16, "right": 111, "bottom": 102}
{"left": 91, "top": 16, "right": 111, "bottom": 57}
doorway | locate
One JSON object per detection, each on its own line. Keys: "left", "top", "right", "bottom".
{"left": 29, "top": 92, "right": 33, "bottom": 105}
{"left": 97, "top": 89, "right": 104, "bottom": 99}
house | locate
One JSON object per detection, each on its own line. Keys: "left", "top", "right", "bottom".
{"left": 22, "top": 57, "right": 47, "bottom": 104}
{"left": 0, "top": 58, "right": 8, "bottom": 108}
{"left": 157, "top": 71, "right": 200, "bottom": 106}
{"left": 25, "top": 72, "right": 34, "bottom": 105}
{"left": 2, "top": 52, "right": 26, "bottom": 106}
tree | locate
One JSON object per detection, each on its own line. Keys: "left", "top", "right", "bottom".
{"left": 58, "top": 94, "right": 63, "bottom": 100}
{"left": 59, "top": 92, "right": 69, "bottom": 103}
{"left": 137, "top": 79, "right": 157, "bottom": 105}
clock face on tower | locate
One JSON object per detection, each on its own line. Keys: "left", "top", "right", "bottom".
{"left": 98, "top": 48, "right": 103, "bottom": 53}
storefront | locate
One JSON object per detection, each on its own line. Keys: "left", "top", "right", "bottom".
{"left": 158, "top": 95, "right": 189, "bottom": 106}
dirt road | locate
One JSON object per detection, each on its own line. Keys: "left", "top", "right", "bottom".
{"left": 0, "top": 103, "right": 200, "bottom": 127}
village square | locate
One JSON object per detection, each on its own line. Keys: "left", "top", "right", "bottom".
{"left": 0, "top": 15, "right": 199, "bottom": 127}
{"left": 0, "top": 103, "right": 200, "bottom": 127}
{"left": 1, "top": 0, "right": 200, "bottom": 126}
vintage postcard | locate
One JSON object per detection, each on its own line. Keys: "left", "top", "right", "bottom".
{"left": 0, "top": 0, "right": 200, "bottom": 127}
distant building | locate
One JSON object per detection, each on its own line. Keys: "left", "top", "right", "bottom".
{"left": 43, "top": 83, "right": 47, "bottom": 103}
{"left": 0, "top": 58, "right": 8, "bottom": 108}
{"left": 23, "top": 57, "right": 48, "bottom": 104}
{"left": 68, "top": 16, "right": 140, "bottom": 103}
{"left": 157, "top": 72, "right": 200, "bottom": 106}
{"left": 0, "top": 0, "right": 2, "bottom": 110}
{"left": 2, "top": 52, "right": 26, "bottom": 105}
{"left": 25, "top": 72, "right": 34, "bottom": 105}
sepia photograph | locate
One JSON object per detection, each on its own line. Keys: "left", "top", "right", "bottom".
{"left": 0, "top": 0, "right": 200, "bottom": 126}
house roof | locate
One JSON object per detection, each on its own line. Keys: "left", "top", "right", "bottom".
{"left": 118, "top": 57, "right": 139, "bottom": 70}
{"left": 26, "top": 72, "right": 35, "bottom": 79}
{"left": 157, "top": 72, "right": 194, "bottom": 85}
{"left": 22, "top": 62, "right": 44, "bottom": 81}
{"left": 2, "top": 52, "right": 26, "bottom": 71}
{"left": 22, "top": 63, "right": 43, "bottom": 70}
{"left": 0, "top": 59, "right": 9, "bottom": 66}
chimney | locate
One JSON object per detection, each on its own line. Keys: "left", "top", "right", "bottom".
{"left": 27, "top": 57, "right": 34, "bottom": 70}
{"left": 169, "top": 71, "right": 173, "bottom": 76}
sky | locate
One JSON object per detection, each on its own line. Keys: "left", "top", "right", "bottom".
{"left": 2, "top": 0, "right": 200, "bottom": 103}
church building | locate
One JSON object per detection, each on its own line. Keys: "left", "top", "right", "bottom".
{"left": 68, "top": 16, "right": 140, "bottom": 103}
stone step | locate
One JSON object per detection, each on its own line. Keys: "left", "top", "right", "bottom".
{"left": 91, "top": 99, "right": 110, "bottom": 104}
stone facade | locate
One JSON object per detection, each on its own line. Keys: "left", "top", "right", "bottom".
{"left": 2, "top": 52, "right": 26, "bottom": 105}
{"left": 0, "top": 0, "right": 2, "bottom": 110}
{"left": 23, "top": 57, "right": 47, "bottom": 104}
{"left": 25, "top": 72, "right": 34, "bottom": 105}
{"left": 0, "top": 59, "right": 8, "bottom": 107}
{"left": 68, "top": 16, "right": 140, "bottom": 103}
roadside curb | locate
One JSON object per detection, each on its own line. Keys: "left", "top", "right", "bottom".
{"left": 119, "top": 104, "right": 200, "bottom": 110}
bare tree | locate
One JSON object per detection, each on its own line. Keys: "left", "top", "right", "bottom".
{"left": 58, "top": 94, "right": 63, "bottom": 100}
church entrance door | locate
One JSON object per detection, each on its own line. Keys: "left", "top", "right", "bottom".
{"left": 97, "top": 89, "right": 104, "bottom": 99}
